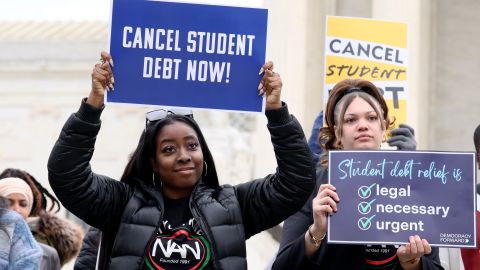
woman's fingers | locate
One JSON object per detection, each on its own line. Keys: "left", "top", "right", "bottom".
{"left": 101, "top": 63, "right": 114, "bottom": 90}
{"left": 92, "top": 52, "right": 115, "bottom": 91}
{"left": 396, "top": 244, "right": 406, "bottom": 256}
{"left": 262, "top": 73, "right": 282, "bottom": 94}
{"left": 88, "top": 51, "right": 114, "bottom": 106}
{"left": 311, "top": 184, "right": 340, "bottom": 237}
{"left": 258, "top": 61, "right": 274, "bottom": 75}
{"left": 409, "top": 235, "right": 418, "bottom": 255}
{"left": 313, "top": 184, "right": 340, "bottom": 214}
{"left": 409, "top": 235, "right": 430, "bottom": 256}
{"left": 92, "top": 67, "right": 106, "bottom": 85}
{"left": 258, "top": 61, "right": 277, "bottom": 96}
{"left": 259, "top": 69, "right": 278, "bottom": 95}
{"left": 423, "top": 239, "right": 432, "bottom": 254}
{"left": 92, "top": 64, "right": 112, "bottom": 89}
{"left": 413, "top": 235, "right": 424, "bottom": 255}
{"left": 314, "top": 197, "right": 337, "bottom": 213}
{"left": 398, "top": 235, "right": 432, "bottom": 264}
{"left": 319, "top": 183, "right": 336, "bottom": 191}
{"left": 94, "top": 63, "right": 110, "bottom": 78}
{"left": 100, "top": 51, "right": 114, "bottom": 67}
{"left": 318, "top": 184, "right": 340, "bottom": 202}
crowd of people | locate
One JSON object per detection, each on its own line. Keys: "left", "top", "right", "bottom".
{"left": 1, "top": 50, "right": 478, "bottom": 270}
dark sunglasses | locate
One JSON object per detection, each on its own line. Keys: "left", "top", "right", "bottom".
{"left": 145, "top": 108, "right": 194, "bottom": 129}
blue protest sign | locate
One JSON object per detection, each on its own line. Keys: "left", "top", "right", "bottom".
{"left": 328, "top": 150, "right": 477, "bottom": 248}
{"left": 107, "top": 0, "right": 268, "bottom": 112}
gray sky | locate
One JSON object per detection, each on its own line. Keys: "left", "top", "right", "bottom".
{"left": 0, "top": 0, "right": 261, "bottom": 21}
{"left": 0, "top": 0, "right": 110, "bottom": 21}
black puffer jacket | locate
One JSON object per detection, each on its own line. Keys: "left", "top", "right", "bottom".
{"left": 73, "top": 227, "right": 101, "bottom": 270}
{"left": 48, "top": 100, "right": 315, "bottom": 269}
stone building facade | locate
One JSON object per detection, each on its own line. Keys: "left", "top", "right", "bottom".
{"left": 1, "top": 0, "right": 479, "bottom": 269}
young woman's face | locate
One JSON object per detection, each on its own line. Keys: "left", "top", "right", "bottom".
{"left": 153, "top": 121, "right": 204, "bottom": 199}
{"left": 338, "top": 97, "right": 385, "bottom": 150}
{"left": 7, "top": 193, "right": 30, "bottom": 219}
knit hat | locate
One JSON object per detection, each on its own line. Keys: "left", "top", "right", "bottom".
{"left": 0, "top": 177, "right": 34, "bottom": 214}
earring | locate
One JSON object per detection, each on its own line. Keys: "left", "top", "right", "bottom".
{"left": 203, "top": 161, "right": 208, "bottom": 177}
{"left": 152, "top": 172, "right": 156, "bottom": 188}
{"left": 152, "top": 171, "right": 163, "bottom": 188}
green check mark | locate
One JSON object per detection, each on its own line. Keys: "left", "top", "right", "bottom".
{"left": 358, "top": 183, "right": 376, "bottom": 199}
{"left": 358, "top": 215, "right": 376, "bottom": 230}
{"left": 357, "top": 199, "right": 376, "bottom": 214}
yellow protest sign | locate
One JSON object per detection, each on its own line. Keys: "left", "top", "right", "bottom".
{"left": 324, "top": 16, "right": 408, "bottom": 130}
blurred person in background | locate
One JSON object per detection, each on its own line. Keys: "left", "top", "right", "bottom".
{"left": 459, "top": 124, "right": 480, "bottom": 270}
{"left": 0, "top": 196, "right": 42, "bottom": 269}
{"left": 0, "top": 169, "right": 84, "bottom": 269}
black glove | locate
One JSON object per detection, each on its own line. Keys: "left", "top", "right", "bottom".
{"left": 387, "top": 123, "right": 417, "bottom": 151}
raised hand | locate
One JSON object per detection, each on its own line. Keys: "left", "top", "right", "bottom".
{"left": 88, "top": 51, "right": 114, "bottom": 108}
{"left": 258, "top": 61, "right": 282, "bottom": 110}
{"left": 387, "top": 124, "right": 417, "bottom": 151}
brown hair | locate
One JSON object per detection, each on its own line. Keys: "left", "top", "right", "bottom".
{"left": 0, "top": 168, "right": 61, "bottom": 216}
{"left": 474, "top": 124, "right": 480, "bottom": 152}
{"left": 319, "top": 79, "right": 394, "bottom": 164}
{"left": 474, "top": 124, "right": 480, "bottom": 164}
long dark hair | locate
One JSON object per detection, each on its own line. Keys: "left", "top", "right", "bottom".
{"left": 97, "top": 115, "right": 220, "bottom": 270}
{"left": 0, "top": 168, "right": 61, "bottom": 215}
{"left": 474, "top": 124, "right": 480, "bottom": 152}
{"left": 120, "top": 114, "right": 219, "bottom": 189}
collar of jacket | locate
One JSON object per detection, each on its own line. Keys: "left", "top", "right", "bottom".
{"left": 134, "top": 176, "right": 206, "bottom": 209}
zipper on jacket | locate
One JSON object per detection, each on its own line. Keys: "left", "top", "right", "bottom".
{"left": 138, "top": 189, "right": 164, "bottom": 269}
{"left": 189, "top": 187, "right": 221, "bottom": 270}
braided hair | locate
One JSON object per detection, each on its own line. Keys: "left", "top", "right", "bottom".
{"left": 0, "top": 168, "right": 61, "bottom": 215}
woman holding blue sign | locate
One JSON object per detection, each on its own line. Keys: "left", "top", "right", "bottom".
{"left": 272, "top": 79, "right": 443, "bottom": 270}
{"left": 47, "top": 51, "right": 315, "bottom": 269}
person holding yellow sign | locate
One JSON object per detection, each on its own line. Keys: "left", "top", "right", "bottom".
{"left": 272, "top": 78, "right": 442, "bottom": 270}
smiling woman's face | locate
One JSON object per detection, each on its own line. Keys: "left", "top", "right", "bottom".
{"left": 153, "top": 121, "right": 204, "bottom": 199}
{"left": 338, "top": 97, "right": 385, "bottom": 150}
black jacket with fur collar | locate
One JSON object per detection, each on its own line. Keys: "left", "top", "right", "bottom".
{"left": 48, "top": 100, "right": 315, "bottom": 269}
